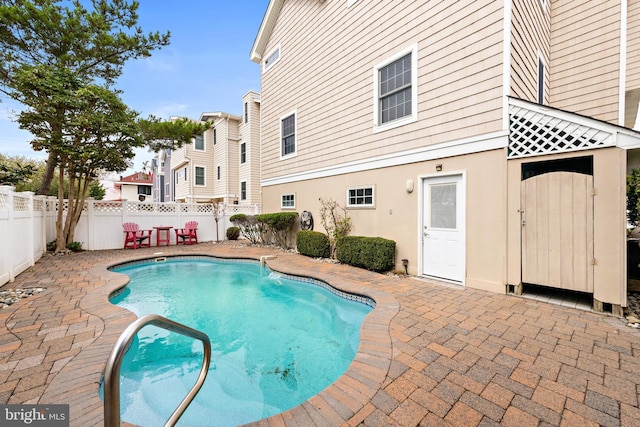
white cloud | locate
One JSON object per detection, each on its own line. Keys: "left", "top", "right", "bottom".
{"left": 149, "top": 102, "right": 190, "bottom": 120}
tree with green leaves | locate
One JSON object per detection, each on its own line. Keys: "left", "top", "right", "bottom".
{"left": 0, "top": 0, "right": 170, "bottom": 195}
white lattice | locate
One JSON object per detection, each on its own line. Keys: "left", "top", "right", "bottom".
{"left": 13, "top": 195, "right": 30, "bottom": 211}
{"left": 0, "top": 193, "right": 7, "bottom": 211}
{"left": 93, "top": 202, "right": 123, "bottom": 213}
{"left": 508, "top": 104, "right": 613, "bottom": 158}
{"left": 33, "top": 199, "right": 44, "bottom": 210}
{"left": 156, "top": 204, "right": 176, "bottom": 213}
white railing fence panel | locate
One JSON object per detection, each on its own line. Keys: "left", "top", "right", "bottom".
{"left": 0, "top": 186, "right": 261, "bottom": 286}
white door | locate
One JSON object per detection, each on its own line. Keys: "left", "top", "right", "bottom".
{"left": 422, "top": 174, "right": 465, "bottom": 282}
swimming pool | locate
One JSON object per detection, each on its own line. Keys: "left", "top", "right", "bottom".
{"left": 107, "top": 257, "right": 373, "bottom": 426}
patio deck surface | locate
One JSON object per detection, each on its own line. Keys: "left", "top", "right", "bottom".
{"left": 1, "top": 242, "right": 640, "bottom": 426}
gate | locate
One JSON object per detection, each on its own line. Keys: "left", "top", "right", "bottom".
{"left": 521, "top": 171, "right": 594, "bottom": 292}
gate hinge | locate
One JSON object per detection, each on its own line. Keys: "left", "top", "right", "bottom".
{"left": 591, "top": 258, "right": 598, "bottom": 266}
{"left": 591, "top": 188, "right": 598, "bottom": 196}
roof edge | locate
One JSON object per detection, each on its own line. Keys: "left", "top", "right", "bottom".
{"left": 250, "top": 0, "right": 284, "bottom": 63}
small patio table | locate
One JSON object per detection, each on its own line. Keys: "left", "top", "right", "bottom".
{"left": 153, "top": 226, "right": 173, "bottom": 246}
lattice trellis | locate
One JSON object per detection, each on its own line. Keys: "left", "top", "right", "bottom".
{"left": 93, "top": 202, "right": 123, "bottom": 213}
{"left": 0, "top": 193, "right": 7, "bottom": 211}
{"left": 508, "top": 104, "right": 613, "bottom": 158}
{"left": 13, "top": 195, "right": 30, "bottom": 211}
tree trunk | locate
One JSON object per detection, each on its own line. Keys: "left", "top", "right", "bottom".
{"left": 55, "top": 166, "right": 66, "bottom": 252}
{"left": 37, "top": 151, "right": 57, "bottom": 196}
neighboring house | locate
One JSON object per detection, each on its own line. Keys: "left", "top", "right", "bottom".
{"left": 251, "top": 0, "right": 640, "bottom": 313}
{"left": 197, "top": 112, "right": 242, "bottom": 204}
{"left": 114, "top": 172, "right": 153, "bottom": 202}
{"left": 169, "top": 92, "right": 262, "bottom": 205}
{"left": 151, "top": 149, "right": 173, "bottom": 202}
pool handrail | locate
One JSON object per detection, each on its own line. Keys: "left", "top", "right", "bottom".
{"left": 103, "top": 313, "right": 212, "bottom": 427}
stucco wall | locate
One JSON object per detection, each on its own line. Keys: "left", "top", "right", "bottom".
{"left": 262, "top": 147, "right": 508, "bottom": 293}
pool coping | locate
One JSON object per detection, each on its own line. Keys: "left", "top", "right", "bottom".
{"left": 39, "top": 251, "right": 399, "bottom": 426}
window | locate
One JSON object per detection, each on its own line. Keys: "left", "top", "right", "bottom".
{"left": 194, "top": 134, "right": 204, "bottom": 150}
{"left": 347, "top": 186, "right": 374, "bottom": 207}
{"left": 280, "top": 112, "right": 296, "bottom": 157}
{"left": 195, "top": 166, "right": 205, "bottom": 186}
{"left": 374, "top": 45, "right": 417, "bottom": 130}
{"left": 240, "top": 142, "right": 246, "bottom": 164}
{"left": 281, "top": 194, "right": 295, "bottom": 208}
{"left": 240, "top": 181, "right": 247, "bottom": 201}
{"left": 182, "top": 167, "right": 187, "bottom": 181}
{"left": 175, "top": 170, "right": 179, "bottom": 184}
{"left": 213, "top": 128, "right": 217, "bottom": 145}
{"left": 537, "top": 56, "right": 545, "bottom": 105}
{"left": 137, "top": 185, "right": 151, "bottom": 195}
{"left": 164, "top": 183, "right": 170, "bottom": 197}
{"left": 244, "top": 102, "right": 249, "bottom": 123}
{"left": 217, "top": 165, "right": 221, "bottom": 180}
{"left": 263, "top": 45, "right": 281, "bottom": 72}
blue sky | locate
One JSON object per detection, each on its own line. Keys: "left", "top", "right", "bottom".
{"left": 0, "top": 0, "right": 269, "bottom": 172}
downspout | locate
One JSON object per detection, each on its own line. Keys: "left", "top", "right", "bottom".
{"left": 503, "top": 0, "right": 513, "bottom": 290}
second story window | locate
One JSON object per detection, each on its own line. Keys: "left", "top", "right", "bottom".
{"left": 240, "top": 181, "right": 247, "bottom": 201}
{"left": 213, "top": 128, "right": 217, "bottom": 145}
{"left": 374, "top": 45, "right": 417, "bottom": 130}
{"left": 217, "top": 165, "right": 221, "bottom": 180}
{"left": 240, "top": 142, "right": 246, "bottom": 164}
{"left": 194, "top": 135, "right": 204, "bottom": 150}
{"left": 195, "top": 166, "right": 205, "bottom": 186}
{"left": 281, "top": 112, "right": 296, "bottom": 158}
{"left": 138, "top": 185, "right": 151, "bottom": 195}
{"left": 244, "top": 102, "right": 249, "bottom": 123}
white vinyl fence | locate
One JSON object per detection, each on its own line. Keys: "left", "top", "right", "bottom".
{"left": 0, "top": 185, "right": 259, "bottom": 286}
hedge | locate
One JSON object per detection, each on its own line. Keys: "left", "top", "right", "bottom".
{"left": 336, "top": 236, "right": 396, "bottom": 272}
{"left": 296, "top": 230, "right": 330, "bottom": 258}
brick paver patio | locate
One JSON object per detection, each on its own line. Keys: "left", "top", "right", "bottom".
{"left": 1, "top": 242, "right": 640, "bottom": 426}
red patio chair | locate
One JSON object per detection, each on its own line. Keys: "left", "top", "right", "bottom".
{"left": 175, "top": 221, "right": 198, "bottom": 245}
{"left": 122, "top": 222, "right": 152, "bottom": 249}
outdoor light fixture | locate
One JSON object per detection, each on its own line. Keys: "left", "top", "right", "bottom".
{"left": 436, "top": 164, "right": 443, "bottom": 172}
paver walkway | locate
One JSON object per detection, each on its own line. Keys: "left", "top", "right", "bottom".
{"left": 1, "top": 242, "right": 640, "bottom": 426}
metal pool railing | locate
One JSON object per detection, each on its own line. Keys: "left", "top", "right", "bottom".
{"left": 103, "top": 314, "right": 212, "bottom": 427}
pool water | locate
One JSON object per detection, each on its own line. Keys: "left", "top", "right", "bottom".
{"left": 107, "top": 258, "right": 372, "bottom": 426}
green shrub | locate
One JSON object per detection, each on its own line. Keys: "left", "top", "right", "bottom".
{"left": 296, "top": 230, "right": 330, "bottom": 258}
{"left": 256, "top": 212, "right": 299, "bottom": 249}
{"left": 46, "top": 240, "right": 56, "bottom": 252}
{"left": 66, "top": 241, "right": 83, "bottom": 252}
{"left": 336, "top": 236, "right": 396, "bottom": 272}
{"left": 226, "top": 226, "right": 240, "bottom": 240}
{"left": 230, "top": 213, "right": 262, "bottom": 244}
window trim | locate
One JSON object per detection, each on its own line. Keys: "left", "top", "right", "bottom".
{"left": 193, "top": 134, "right": 205, "bottom": 151}
{"left": 137, "top": 185, "right": 152, "bottom": 196}
{"left": 194, "top": 165, "right": 206, "bottom": 186}
{"left": 279, "top": 110, "right": 297, "bottom": 159}
{"left": 373, "top": 44, "right": 418, "bottom": 133}
{"left": 281, "top": 193, "right": 296, "bottom": 209}
{"left": 263, "top": 44, "right": 281, "bottom": 73}
{"left": 240, "top": 142, "right": 247, "bottom": 164}
{"left": 346, "top": 185, "right": 375, "bottom": 208}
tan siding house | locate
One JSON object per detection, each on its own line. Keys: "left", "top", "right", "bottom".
{"left": 239, "top": 91, "right": 262, "bottom": 205}
{"left": 252, "top": 0, "right": 640, "bottom": 313}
